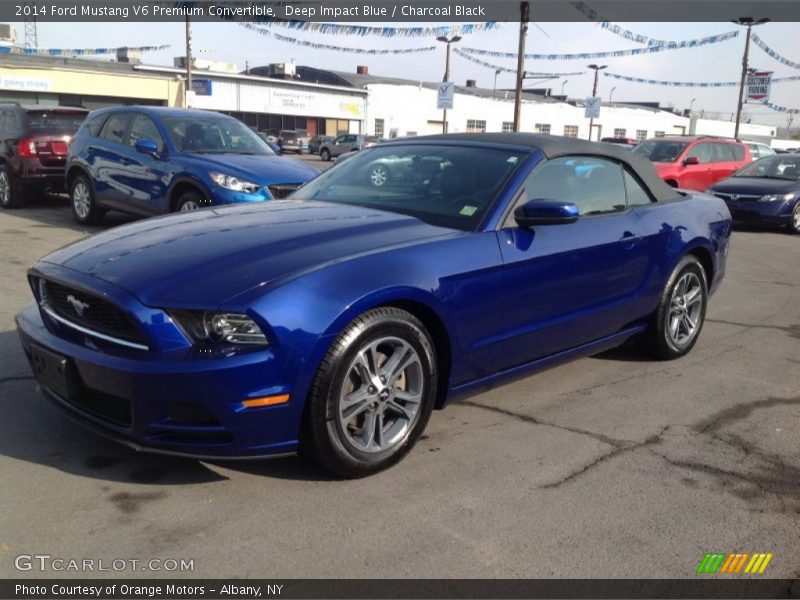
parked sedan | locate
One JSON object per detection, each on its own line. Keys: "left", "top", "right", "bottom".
{"left": 66, "top": 107, "right": 318, "bottom": 224}
{"left": 17, "top": 133, "right": 731, "bottom": 477}
{"left": 708, "top": 154, "right": 800, "bottom": 233}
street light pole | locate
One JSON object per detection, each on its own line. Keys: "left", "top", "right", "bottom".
{"left": 185, "top": 15, "right": 192, "bottom": 107}
{"left": 733, "top": 17, "right": 769, "bottom": 140}
{"left": 437, "top": 35, "right": 461, "bottom": 134}
{"left": 561, "top": 79, "right": 568, "bottom": 98}
{"left": 493, "top": 68, "right": 501, "bottom": 99}
{"left": 513, "top": 1, "right": 530, "bottom": 132}
{"left": 609, "top": 86, "right": 616, "bottom": 103}
{"left": 587, "top": 63, "right": 607, "bottom": 141}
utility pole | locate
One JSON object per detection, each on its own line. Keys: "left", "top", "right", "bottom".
{"left": 493, "top": 68, "right": 501, "bottom": 99}
{"left": 436, "top": 35, "right": 461, "bottom": 134}
{"left": 587, "top": 64, "right": 607, "bottom": 141}
{"left": 513, "top": 2, "right": 529, "bottom": 132}
{"left": 185, "top": 15, "right": 193, "bottom": 107}
{"left": 733, "top": 17, "right": 769, "bottom": 140}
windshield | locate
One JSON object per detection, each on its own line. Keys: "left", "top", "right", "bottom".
{"left": 27, "top": 110, "right": 86, "bottom": 134}
{"left": 735, "top": 155, "right": 800, "bottom": 180}
{"left": 632, "top": 140, "right": 687, "bottom": 163}
{"left": 291, "top": 143, "right": 526, "bottom": 231}
{"left": 163, "top": 115, "right": 276, "bottom": 155}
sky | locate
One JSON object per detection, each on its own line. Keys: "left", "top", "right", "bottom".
{"left": 22, "top": 19, "right": 800, "bottom": 129}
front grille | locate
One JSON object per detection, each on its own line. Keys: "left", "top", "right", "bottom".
{"left": 41, "top": 280, "right": 145, "bottom": 345}
{"left": 268, "top": 183, "right": 302, "bottom": 199}
{"left": 69, "top": 387, "right": 132, "bottom": 428}
{"left": 714, "top": 192, "right": 761, "bottom": 203}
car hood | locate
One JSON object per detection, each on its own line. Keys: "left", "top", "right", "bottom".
{"left": 41, "top": 201, "right": 456, "bottom": 308}
{"left": 709, "top": 177, "right": 799, "bottom": 195}
{"left": 185, "top": 153, "right": 319, "bottom": 184}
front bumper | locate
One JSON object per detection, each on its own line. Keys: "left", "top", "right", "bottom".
{"left": 15, "top": 301, "right": 302, "bottom": 459}
{"left": 715, "top": 196, "right": 796, "bottom": 228}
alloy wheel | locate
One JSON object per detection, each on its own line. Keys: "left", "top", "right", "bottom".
{"left": 369, "top": 165, "right": 389, "bottom": 187}
{"left": 666, "top": 271, "right": 704, "bottom": 347}
{"left": 0, "top": 171, "right": 9, "bottom": 206}
{"left": 337, "top": 336, "right": 424, "bottom": 454}
{"left": 72, "top": 181, "right": 91, "bottom": 219}
{"left": 179, "top": 200, "right": 200, "bottom": 211}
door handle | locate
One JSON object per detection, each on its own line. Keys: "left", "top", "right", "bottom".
{"left": 620, "top": 231, "right": 642, "bottom": 248}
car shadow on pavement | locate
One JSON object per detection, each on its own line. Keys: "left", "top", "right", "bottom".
{"left": 0, "top": 328, "right": 335, "bottom": 484}
{"left": 4, "top": 193, "right": 140, "bottom": 233}
{"left": 590, "top": 338, "right": 653, "bottom": 363}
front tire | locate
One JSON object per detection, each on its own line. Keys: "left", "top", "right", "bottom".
{"left": 639, "top": 255, "right": 708, "bottom": 360}
{"left": 301, "top": 307, "right": 437, "bottom": 478}
{"left": 175, "top": 189, "right": 210, "bottom": 212}
{"left": 70, "top": 174, "right": 103, "bottom": 225}
{"left": 320, "top": 148, "right": 331, "bottom": 162}
{"left": 789, "top": 203, "right": 800, "bottom": 234}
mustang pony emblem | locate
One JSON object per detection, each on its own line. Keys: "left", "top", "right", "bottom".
{"left": 65, "top": 295, "right": 89, "bottom": 317}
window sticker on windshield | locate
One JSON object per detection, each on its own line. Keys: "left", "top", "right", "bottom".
{"left": 507, "top": 156, "right": 519, "bottom": 164}
{"left": 460, "top": 205, "right": 478, "bottom": 216}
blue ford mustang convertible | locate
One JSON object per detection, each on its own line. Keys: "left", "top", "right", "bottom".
{"left": 16, "top": 134, "right": 732, "bottom": 477}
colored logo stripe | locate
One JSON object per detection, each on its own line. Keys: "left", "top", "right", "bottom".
{"left": 697, "top": 553, "right": 726, "bottom": 574}
{"left": 745, "top": 553, "right": 774, "bottom": 574}
{"left": 697, "top": 552, "right": 773, "bottom": 574}
{"left": 720, "top": 553, "right": 749, "bottom": 573}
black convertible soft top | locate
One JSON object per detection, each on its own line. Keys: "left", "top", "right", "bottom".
{"left": 398, "top": 132, "right": 682, "bottom": 203}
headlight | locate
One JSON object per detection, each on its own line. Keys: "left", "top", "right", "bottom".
{"left": 759, "top": 193, "right": 796, "bottom": 202}
{"left": 209, "top": 172, "right": 260, "bottom": 193}
{"left": 170, "top": 310, "right": 268, "bottom": 345}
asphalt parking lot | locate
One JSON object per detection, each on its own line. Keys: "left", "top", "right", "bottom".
{"left": 0, "top": 184, "right": 798, "bottom": 579}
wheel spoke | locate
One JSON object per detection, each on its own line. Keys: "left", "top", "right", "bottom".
{"left": 684, "top": 286, "right": 702, "bottom": 307}
{"left": 393, "top": 389, "right": 422, "bottom": 405}
{"left": 361, "top": 411, "right": 377, "bottom": 449}
{"left": 380, "top": 342, "right": 411, "bottom": 380}
{"left": 386, "top": 400, "right": 414, "bottom": 420}
{"left": 669, "top": 315, "right": 681, "bottom": 339}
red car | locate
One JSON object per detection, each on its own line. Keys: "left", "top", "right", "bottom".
{"left": 632, "top": 136, "right": 751, "bottom": 191}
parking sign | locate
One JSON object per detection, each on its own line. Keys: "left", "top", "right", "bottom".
{"left": 585, "top": 97, "right": 601, "bottom": 118}
{"left": 437, "top": 82, "right": 455, "bottom": 110}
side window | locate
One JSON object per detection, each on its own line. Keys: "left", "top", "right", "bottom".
{"left": 99, "top": 112, "right": 129, "bottom": 144}
{"left": 128, "top": 114, "right": 164, "bottom": 150}
{"left": 334, "top": 136, "right": 345, "bottom": 144}
{"left": 4, "top": 110, "right": 23, "bottom": 137}
{"left": 84, "top": 113, "right": 108, "bottom": 138}
{"left": 686, "top": 143, "right": 712, "bottom": 164}
{"left": 345, "top": 135, "right": 356, "bottom": 143}
{"left": 731, "top": 144, "right": 745, "bottom": 161}
{"left": 524, "top": 156, "right": 627, "bottom": 217}
{"left": 712, "top": 143, "right": 736, "bottom": 162}
{"left": 623, "top": 169, "right": 654, "bottom": 207}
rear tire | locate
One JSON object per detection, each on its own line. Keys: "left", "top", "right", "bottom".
{"left": 0, "top": 165, "right": 23, "bottom": 209}
{"left": 320, "top": 148, "right": 331, "bottom": 162}
{"left": 70, "top": 174, "right": 103, "bottom": 225}
{"left": 639, "top": 255, "right": 708, "bottom": 360}
{"left": 300, "top": 307, "right": 437, "bottom": 478}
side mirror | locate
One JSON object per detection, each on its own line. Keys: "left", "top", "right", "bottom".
{"left": 514, "top": 199, "right": 579, "bottom": 228}
{"left": 134, "top": 138, "right": 159, "bottom": 156}
{"left": 683, "top": 156, "right": 700, "bottom": 166}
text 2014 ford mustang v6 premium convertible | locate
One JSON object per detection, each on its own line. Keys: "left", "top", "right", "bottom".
{"left": 16, "top": 134, "right": 732, "bottom": 477}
